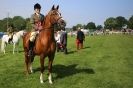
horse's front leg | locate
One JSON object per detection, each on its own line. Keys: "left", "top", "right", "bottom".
{"left": 1, "top": 41, "right": 6, "bottom": 54}
{"left": 24, "top": 51, "right": 31, "bottom": 75}
{"left": 29, "top": 56, "right": 35, "bottom": 73}
{"left": 3, "top": 43, "right": 6, "bottom": 54}
{"left": 40, "top": 55, "right": 45, "bottom": 83}
{"left": 48, "top": 55, "right": 54, "bottom": 84}
{"left": 12, "top": 44, "right": 15, "bottom": 54}
{"left": 13, "top": 43, "right": 19, "bottom": 54}
{"left": 13, "top": 43, "right": 15, "bottom": 54}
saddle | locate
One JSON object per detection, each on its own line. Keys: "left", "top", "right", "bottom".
{"left": 8, "top": 33, "right": 14, "bottom": 44}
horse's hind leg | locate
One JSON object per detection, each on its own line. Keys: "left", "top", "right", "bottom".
{"left": 48, "top": 55, "right": 54, "bottom": 84}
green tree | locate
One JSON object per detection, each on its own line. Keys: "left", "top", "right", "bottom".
{"left": 116, "top": 16, "right": 127, "bottom": 30}
{"left": 25, "top": 18, "right": 32, "bottom": 31}
{"left": 13, "top": 16, "right": 26, "bottom": 31}
{"left": 104, "top": 17, "right": 117, "bottom": 30}
{"left": 0, "top": 18, "right": 13, "bottom": 32}
{"left": 96, "top": 25, "right": 103, "bottom": 30}
{"left": 76, "top": 24, "right": 83, "bottom": 29}
{"left": 72, "top": 26, "right": 77, "bottom": 31}
{"left": 86, "top": 22, "right": 96, "bottom": 31}
{"left": 128, "top": 15, "right": 133, "bottom": 29}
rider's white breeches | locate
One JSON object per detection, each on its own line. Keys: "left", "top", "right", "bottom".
{"left": 30, "top": 32, "right": 38, "bottom": 42}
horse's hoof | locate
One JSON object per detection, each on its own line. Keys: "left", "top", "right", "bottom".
{"left": 40, "top": 81, "right": 44, "bottom": 84}
{"left": 30, "top": 70, "right": 34, "bottom": 73}
{"left": 49, "top": 81, "right": 53, "bottom": 84}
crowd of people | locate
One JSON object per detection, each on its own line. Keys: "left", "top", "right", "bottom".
{"left": 55, "top": 27, "right": 85, "bottom": 54}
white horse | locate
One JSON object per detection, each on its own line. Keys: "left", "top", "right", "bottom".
{"left": 1, "top": 30, "right": 26, "bottom": 54}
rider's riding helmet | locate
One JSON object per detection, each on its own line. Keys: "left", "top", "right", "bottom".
{"left": 34, "top": 3, "right": 41, "bottom": 10}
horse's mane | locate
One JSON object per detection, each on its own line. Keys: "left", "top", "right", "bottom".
{"left": 43, "top": 11, "right": 53, "bottom": 29}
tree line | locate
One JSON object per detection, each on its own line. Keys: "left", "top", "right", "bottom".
{"left": 72, "top": 15, "right": 133, "bottom": 31}
{"left": 0, "top": 15, "right": 133, "bottom": 32}
{"left": 0, "top": 16, "right": 32, "bottom": 32}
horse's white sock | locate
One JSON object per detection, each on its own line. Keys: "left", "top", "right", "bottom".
{"left": 48, "top": 73, "right": 53, "bottom": 84}
{"left": 40, "top": 73, "right": 44, "bottom": 83}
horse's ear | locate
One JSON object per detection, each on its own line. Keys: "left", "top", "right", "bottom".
{"left": 56, "top": 5, "right": 59, "bottom": 10}
{"left": 52, "top": 5, "right": 55, "bottom": 10}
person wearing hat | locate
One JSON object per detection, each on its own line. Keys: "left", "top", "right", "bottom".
{"left": 76, "top": 27, "right": 85, "bottom": 50}
{"left": 7, "top": 25, "right": 14, "bottom": 44}
{"left": 30, "top": 3, "right": 44, "bottom": 41}
{"left": 28, "top": 3, "right": 45, "bottom": 56}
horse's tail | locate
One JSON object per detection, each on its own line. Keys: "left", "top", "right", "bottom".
{"left": 1, "top": 38, "right": 6, "bottom": 53}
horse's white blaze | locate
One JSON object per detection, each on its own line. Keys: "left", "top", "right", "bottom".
{"left": 40, "top": 73, "right": 44, "bottom": 83}
{"left": 48, "top": 73, "right": 53, "bottom": 84}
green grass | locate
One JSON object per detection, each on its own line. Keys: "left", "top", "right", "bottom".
{"left": 0, "top": 35, "right": 133, "bottom": 88}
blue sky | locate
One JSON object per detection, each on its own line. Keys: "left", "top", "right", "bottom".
{"left": 0, "top": 0, "right": 133, "bottom": 27}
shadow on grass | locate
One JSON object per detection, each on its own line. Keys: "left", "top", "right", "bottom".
{"left": 0, "top": 53, "right": 5, "bottom": 58}
{"left": 53, "top": 64, "right": 95, "bottom": 79}
{"left": 5, "top": 50, "right": 24, "bottom": 53}
{"left": 67, "top": 50, "right": 77, "bottom": 54}
{"left": 82, "top": 46, "right": 91, "bottom": 49}
{"left": 33, "top": 64, "right": 95, "bottom": 79}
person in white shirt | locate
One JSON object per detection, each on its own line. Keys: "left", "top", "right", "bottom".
{"left": 55, "top": 31, "right": 61, "bottom": 52}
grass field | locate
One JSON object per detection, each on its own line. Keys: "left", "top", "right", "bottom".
{"left": 0, "top": 34, "right": 133, "bottom": 88}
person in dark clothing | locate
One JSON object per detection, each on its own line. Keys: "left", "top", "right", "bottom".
{"left": 60, "top": 28, "right": 68, "bottom": 54}
{"left": 76, "top": 27, "right": 85, "bottom": 50}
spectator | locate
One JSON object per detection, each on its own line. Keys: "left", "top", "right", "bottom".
{"left": 60, "top": 28, "right": 68, "bottom": 54}
{"left": 7, "top": 25, "right": 14, "bottom": 44}
{"left": 76, "top": 27, "right": 85, "bottom": 50}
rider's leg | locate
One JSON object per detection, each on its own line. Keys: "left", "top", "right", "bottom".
{"left": 28, "top": 31, "right": 39, "bottom": 56}
{"left": 30, "top": 32, "right": 37, "bottom": 42}
{"left": 28, "top": 32, "right": 36, "bottom": 56}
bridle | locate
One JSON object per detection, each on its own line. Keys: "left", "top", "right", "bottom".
{"left": 43, "top": 10, "right": 65, "bottom": 31}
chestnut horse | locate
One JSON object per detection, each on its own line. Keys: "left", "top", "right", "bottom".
{"left": 23, "top": 5, "right": 65, "bottom": 84}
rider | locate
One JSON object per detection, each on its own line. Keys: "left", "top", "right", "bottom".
{"left": 7, "top": 24, "right": 14, "bottom": 44}
{"left": 29, "top": 3, "right": 45, "bottom": 56}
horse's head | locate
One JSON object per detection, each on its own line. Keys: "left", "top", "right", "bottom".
{"left": 44, "top": 5, "right": 66, "bottom": 31}
{"left": 16, "top": 30, "right": 26, "bottom": 37}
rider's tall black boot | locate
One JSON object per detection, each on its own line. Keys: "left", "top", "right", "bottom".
{"left": 28, "top": 41, "right": 34, "bottom": 56}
